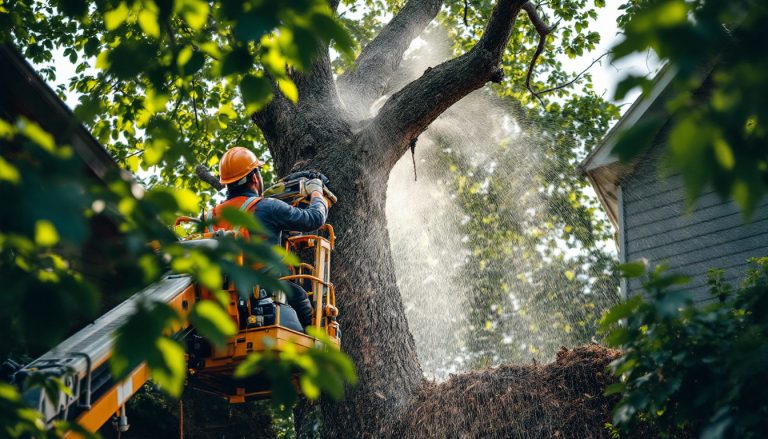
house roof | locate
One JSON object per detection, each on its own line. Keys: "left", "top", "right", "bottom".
{"left": 0, "top": 43, "right": 122, "bottom": 181}
{"left": 576, "top": 64, "right": 677, "bottom": 227}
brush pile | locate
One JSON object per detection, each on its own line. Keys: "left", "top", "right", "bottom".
{"left": 386, "top": 344, "right": 628, "bottom": 439}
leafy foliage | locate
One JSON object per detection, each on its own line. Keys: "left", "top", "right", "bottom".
{"left": 1, "top": 0, "right": 353, "bottom": 196}
{"left": 235, "top": 327, "right": 357, "bottom": 411}
{"left": 442, "top": 0, "right": 621, "bottom": 365}
{"left": 117, "top": 383, "right": 287, "bottom": 438}
{"left": 0, "top": 380, "right": 97, "bottom": 439}
{"left": 0, "top": 110, "right": 351, "bottom": 434}
{"left": 601, "top": 258, "right": 768, "bottom": 438}
{"left": 1, "top": 0, "right": 628, "bottom": 433}
{"left": 613, "top": 0, "right": 768, "bottom": 216}
{"left": 443, "top": 0, "right": 606, "bottom": 107}
{"left": 0, "top": 0, "right": 354, "bottom": 434}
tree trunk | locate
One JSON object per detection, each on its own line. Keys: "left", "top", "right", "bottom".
{"left": 250, "top": 1, "right": 617, "bottom": 437}
{"left": 257, "top": 103, "right": 425, "bottom": 435}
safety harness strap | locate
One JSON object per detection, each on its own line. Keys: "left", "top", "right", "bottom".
{"left": 234, "top": 196, "right": 262, "bottom": 238}
{"left": 205, "top": 196, "right": 263, "bottom": 236}
{"left": 206, "top": 209, "right": 214, "bottom": 234}
{"left": 239, "top": 196, "right": 262, "bottom": 212}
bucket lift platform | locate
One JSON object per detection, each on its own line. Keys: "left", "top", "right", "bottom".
{"left": 12, "top": 174, "right": 341, "bottom": 434}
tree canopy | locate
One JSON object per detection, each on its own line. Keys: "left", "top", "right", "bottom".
{"left": 8, "top": 0, "right": 759, "bottom": 436}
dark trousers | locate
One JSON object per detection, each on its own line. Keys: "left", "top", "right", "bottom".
{"left": 284, "top": 281, "right": 313, "bottom": 327}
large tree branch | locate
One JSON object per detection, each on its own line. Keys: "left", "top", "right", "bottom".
{"left": 337, "top": 0, "right": 443, "bottom": 117}
{"left": 368, "top": 0, "right": 532, "bottom": 168}
{"left": 292, "top": 48, "right": 345, "bottom": 111}
{"left": 251, "top": 77, "right": 298, "bottom": 166}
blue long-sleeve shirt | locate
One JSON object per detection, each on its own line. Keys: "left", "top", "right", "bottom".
{"left": 227, "top": 187, "right": 328, "bottom": 245}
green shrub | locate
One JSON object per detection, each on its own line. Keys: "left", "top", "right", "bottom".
{"left": 601, "top": 257, "right": 768, "bottom": 438}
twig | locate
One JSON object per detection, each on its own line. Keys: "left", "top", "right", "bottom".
{"left": 410, "top": 138, "right": 418, "bottom": 181}
{"left": 522, "top": 1, "right": 557, "bottom": 107}
{"left": 233, "top": 124, "right": 249, "bottom": 144}
{"left": 535, "top": 51, "right": 611, "bottom": 95}
{"left": 124, "top": 149, "right": 143, "bottom": 159}
{"left": 463, "top": 0, "right": 469, "bottom": 26}
{"left": 170, "top": 90, "right": 184, "bottom": 120}
{"left": 191, "top": 79, "right": 199, "bottom": 130}
{"left": 164, "top": 21, "right": 177, "bottom": 49}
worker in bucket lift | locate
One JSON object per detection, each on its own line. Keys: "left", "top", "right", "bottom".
{"left": 210, "top": 146, "right": 328, "bottom": 331}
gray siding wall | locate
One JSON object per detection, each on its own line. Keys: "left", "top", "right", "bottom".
{"left": 621, "top": 148, "right": 768, "bottom": 302}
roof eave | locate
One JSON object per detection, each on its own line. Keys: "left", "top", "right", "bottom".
{"left": 578, "top": 63, "right": 677, "bottom": 176}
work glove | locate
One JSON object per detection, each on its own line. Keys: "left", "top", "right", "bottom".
{"left": 305, "top": 178, "right": 323, "bottom": 196}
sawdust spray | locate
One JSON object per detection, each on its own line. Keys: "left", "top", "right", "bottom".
{"left": 379, "top": 27, "right": 616, "bottom": 379}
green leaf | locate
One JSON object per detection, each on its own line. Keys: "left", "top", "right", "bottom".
{"left": 21, "top": 120, "right": 55, "bottom": 151}
{"left": 0, "top": 382, "right": 22, "bottom": 403}
{"left": 178, "top": 47, "right": 205, "bottom": 76}
{"left": 173, "top": 188, "right": 200, "bottom": 213}
{"left": 111, "top": 302, "right": 181, "bottom": 380}
{"left": 617, "top": 261, "right": 647, "bottom": 278}
{"left": 612, "top": 357, "right": 637, "bottom": 375}
{"left": 220, "top": 47, "right": 253, "bottom": 76}
{"left": 234, "top": 353, "right": 262, "bottom": 378}
{"left": 613, "top": 75, "right": 651, "bottom": 101}
{"left": 604, "top": 382, "right": 626, "bottom": 396}
{"left": 712, "top": 138, "right": 734, "bottom": 170}
{"left": 74, "top": 95, "right": 102, "bottom": 124}
{"left": 178, "top": 0, "right": 210, "bottom": 30}
{"left": 311, "top": 13, "right": 355, "bottom": 56}
{"left": 0, "top": 156, "right": 20, "bottom": 183}
{"left": 35, "top": 220, "right": 60, "bottom": 246}
{"left": 234, "top": 12, "right": 279, "bottom": 41}
{"left": 300, "top": 374, "right": 320, "bottom": 399}
{"left": 58, "top": 0, "right": 88, "bottom": 17}
{"left": 104, "top": 2, "right": 130, "bottom": 30}
{"left": 604, "top": 326, "right": 630, "bottom": 347}
{"left": 83, "top": 37, "right": 100, "bottom": 57}
{"left": 108, "top": 43, "right": 156, "bottom": 79}
{"left": 240, "top": 74, "right": 273, "bottom": 112}
{"left": 278, "top": 78, "right": 298, "bottom": 103}
{"left": 138, "top": 8, "right": 161, "bottom": 38}
{"left": 189, "top": 301, "right": 236, "bottom": 348}
{"left": 612, "top": 115, "right": 665, "bottom": 162}
{"left": 151, "top": 337, "right": 186, "bottom": 397}
{"left": 218, "top": 206, "right": 265, "bottom": 233}
{"left": 143, "top": 88, "right": 168, "bottom": 115}
{"left": 0, "top": 118, "right": 15, "bottom": 139}
{"left": 143, "top": 138, "right": 168, "bottom": 166}
{"left": 600, "top": 295, "right": 643, "bottom": 328}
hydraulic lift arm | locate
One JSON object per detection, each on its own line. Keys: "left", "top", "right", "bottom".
{"left": 16, "top": 274, "right": 197, "bottom": 435}
{"left": 13, "top": 173, "right": 341, "bottom": 436}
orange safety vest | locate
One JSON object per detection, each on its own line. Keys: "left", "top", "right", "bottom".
{"left": 205, "top": 195, "right": 263, "bottom": 240}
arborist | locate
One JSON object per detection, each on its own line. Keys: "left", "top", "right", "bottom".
{"left": 209, "top": 146, "right": 328, "bottom": 329}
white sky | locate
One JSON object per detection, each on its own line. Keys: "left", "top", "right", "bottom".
{"left": 561, "top": 1, "right": 660, "bottom": 107}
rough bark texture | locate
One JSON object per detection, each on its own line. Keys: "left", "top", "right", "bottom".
{"left": 251, "top": 1, "right": 614, "bottom": 437}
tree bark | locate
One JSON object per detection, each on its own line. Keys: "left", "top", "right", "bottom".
{"left": 250, "top": 0, "right": 589, "bottom": 437}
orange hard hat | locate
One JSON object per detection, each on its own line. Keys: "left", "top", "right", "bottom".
{"left": 219, "top": 147, "right": 263, "bottom": 185}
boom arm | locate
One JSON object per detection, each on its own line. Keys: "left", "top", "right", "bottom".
{"left": 16, "top": 172, "right": 340, "bottom": 435}
{"left": 17, "top": 274, "right": 196, "bottom": 434}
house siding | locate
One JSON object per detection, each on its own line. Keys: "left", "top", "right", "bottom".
{"left": 621, "top": 147, "right": 768, "bottom": 302}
